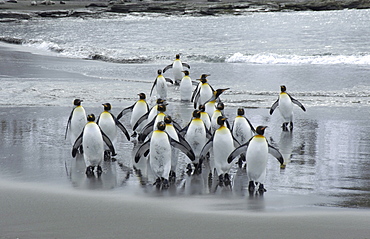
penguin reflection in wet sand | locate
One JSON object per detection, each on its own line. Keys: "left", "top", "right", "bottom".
{"left": 163, "top": 54, "right": 190, "bottom": 85}
{"left": 200, "top": 116, "right": 238, "bottom": 186}
{"left": 270, "top": 85, "right": 306, "bottom": 130}
{"left": 72, "top": 114, "right": 116, "bottom": 177}
{"left": 97, "top": 103, "right": 130, "bottom": 158}
{"left": 134, "top": 121, "right": 195, "bottom": 189}
{"left": 228, "top": 126, "right": 284, "bottom": 195}
{"left": 65, "top": 99, "right": 87, "bottom": 146}
{"left": 150, "top": 69, "right": 173, "bottom": 100}
{"left": 117, "top": 93, "right": 149, "bottom": 137}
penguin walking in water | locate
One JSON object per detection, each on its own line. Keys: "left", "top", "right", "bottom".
{"left": 200, "top": 116, "right": 238, "bottom": 186}
{"left": 163, "top": 54, "right": 190, "bottom": 85}
{"left": 181, "top": 110, "right": 211, "bottom": 174}
{"left": 150, "top": 69, "right": 173, "bottom": 100}
{"left": 117, "top": 93, "right": 149, "bottom": 137}
{"left": 97, "top": 103, "right": 130, "bottom": 159}
{"left": 65, "top": 99, "right": 87, "bottom": 147}
{"left": 134, "top": 121, "right": 195, "bottom": 189}
{"left": 270, "top": 85, "right": 306, "bottom": 130}
{"left": 72, "top": 114, "right": 116, "bottom": 177}
{"left": 191, "top": 74, "right": 214, "bottom": 109}
{"left": 179, "top": 70, "right": 193, "bottom": 102}
{"left": 231, "top": 108, "right": 255, "bottom": 167}
{"left": 227, "top": 126, "right": 284, "bottom": 195}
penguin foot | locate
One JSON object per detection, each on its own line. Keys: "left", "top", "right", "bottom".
{"left": 186, "top": 164, "right": 192, "bottom": 175}
{"left": 218, "top": 174, "right": 224, "bottom": 186}
{"left": 248, "top": 181, "right": 255, "bottom": 192}
{"left": 169, "top": 171, "right": 176, "bottom": 183}
{"left": 224, "top": 173, "right": 231, "bottom": 187}
{"left": 86, "top": 166, "right": 95, "bottom": 177}
{"left": 193, "top": 163, "right": 202, "bottom": 175}
{"left": 154, "top": 178, "right": 161, "bottom": 189}
{"left": 104, "top": 150, "right": 111, "bottom": 161}
{"left": 258, "top": 184, "right": 266, "bottom": 194}
{"left": 97, "top": 165, "right": 103, "bottom": 176}
{"left": 162, "top": 178, "right": 169, "bottom": 189}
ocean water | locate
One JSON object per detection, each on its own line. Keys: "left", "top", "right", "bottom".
{"left": 0, "top": 9, "right": 370, "bottom": 210}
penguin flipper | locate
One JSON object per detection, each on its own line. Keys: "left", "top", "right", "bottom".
{"left": 65, "top": 109, "right": 74, "bottom": 139}
{"left": 270, "top": 98, "right": 279, "bottom": 115}
{"left": 169, "top": 135, "right": 195, "bottom": 161}
{"left": 193, "top": 91, "right": 201, "bottom": 109}
{"left": 199, "top": 137, "right": 214, "bottom": 160}
{"left": 150, "top": 79, "right": 157, "bottom": 97}
{"left": 227, "top": 141, "right": 250, "bottom": 164}
{"left": 117, "top": 104, "right": 134, "bottom": 120}
{"left": 113, "top": 114, "right": 130, "bottom": 141}
{"left": 138, "top": 119, "right": 155, "bottom": 143}
{"left": 290, "top": 96, "right": 306, "bottom": 112}
{"left": 134, "top": 140, "right": 151, "bottom": 163}
{"left": 163, "top": 64, "right": 173, "bottom": 73}
{"left": 245, "top": 117, "right": 256, "bottom": 133}
{"left": 172, "top": 119, "right": 182, "bottom": 133}
{"left": 72, "top": 131, "right": 83, "bottom": 157}
{"left": 191, "top": 83, "right": 200, "bottom": 102}
{"left": 165, "top": 78, "right": 174, "bottom": 84}
{"left": 102, "top": 130, "right": 116, "bottom": 156}
{"left": 182, "top": 62, "right": 190, "bottom": 69}
{"left": 133, "top": 111, "right": 150, "bottom": 131}
{"left": 268, "top": 144, "right": 284, "bottom": 165}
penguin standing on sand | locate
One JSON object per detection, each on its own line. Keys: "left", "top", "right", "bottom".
{"left": 200, "top": 116, "right": 237, "bottom": 186}
{"left": 270, "top": 85, "right": 306, "bottom": 130}
{"left": 134, "top": 121, "right": 195, "bottom": 189}
{"left": 150, "top": 69, "right": 173, "bottom": 100}
{"left": 163, "top": 54, "right": 190, "bottom": 85}
{"left": 97, "top": 103, "right": 130, "bottom": 158}
{"left": 179, "top": 70, "right": 193, "bottom": 101}
{"left": 65, "top": 99, "right": 87, "bottom": 146}
{"left": 72, "top": 114, "right": 116, "bottom": 177}
{"left": 191, "top": 74, "right": 214, "bottom": 109}
{"left": 117, "top": 93, "right": 149, "bottom": 137}
{"left": 227, "top": 126, "right": 284, "bottom": 194}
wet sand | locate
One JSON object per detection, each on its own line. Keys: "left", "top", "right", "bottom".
{"left": 1, "top": 43, "right": 370, "bottom": 238}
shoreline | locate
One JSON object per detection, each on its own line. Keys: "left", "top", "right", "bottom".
{"left": 1, "top": 0, "right": 370, "bottom": 20}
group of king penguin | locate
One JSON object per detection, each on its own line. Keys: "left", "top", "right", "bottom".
{"left": 65, "top": 54, "right": 306, "bottom": 194}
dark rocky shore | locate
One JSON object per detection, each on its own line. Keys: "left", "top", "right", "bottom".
{"left": 1, "top": 0, "right": 370, "bottom": 20}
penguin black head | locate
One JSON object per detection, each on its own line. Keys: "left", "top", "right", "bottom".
{"left": 73, "top": 99, "right": 82, "bottom": 106}
{"left": 157, "top": 104, "right": 166, "bottom": 112}
{"left": 198, "top": 74, "right": 210, "bottom": 83}
{"left": 280, "top": 85, "right": 286, "bottom": 92}
{"left": 216, "top": 102, "right": 225, "bottom": 110}
{"left": 138, "top": 93, "right": 146, "bottom": 100}
{"left": 164, "top": 115, "right": 172, "bottom": 124}
{"left": 157, "top": 121, "right": 166, "bottom": 131}
{"left": 214, "top": 88, "right": 229, "bottom": 98}
{"left": 157, "top": 69, "right": 162, "bottom": 75}
{"left": 182, "top": 70, "right": 189, "bottom": 76}
{"left": 156, "top": 98, "right": 167, "bottom": 105}
{"left": 192, "top": 110, "right": 201, "bottom": 118}
{"left": 103, "top": 103, "right": 111, "bottom": 111}
{"left": 217, "top": 116, "right": 227, "bottom": 126}
{"left": 237, "top": 108, "right": 245, "bottom": 116}
{"left": 256, "top": 126, "right": 267, "bottom": 135}
{"left": 87, "top": 114, "right": 95, "bottom": 122}
{"left": 176, "top": 54, "right": 180, "bottom": 59}
{"left": 198, "top": 104, "right": 205, "bottom": 112}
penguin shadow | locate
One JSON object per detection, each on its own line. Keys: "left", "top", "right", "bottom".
{"left": 279, "top": 129, "right": 293, "bottom": 167}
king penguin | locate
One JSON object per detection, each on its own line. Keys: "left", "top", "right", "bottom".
{"left": 72, "top": 114, "right": 116, "bottom": 177}
{"left": 211, "top": 102, "right": 230, "bottom": 133}
{"left": 191, "top": 74, "right": 214, "bottom": 109}
{"left": 200, "top": 116, "right": 237, "bottom": 186}
{"left": 65, "top": 99, "right": 87, "bottom": 146}
{"left": 134, "top": 121, "right": 195, "bottom": 189}
{"left": 150, "top": 69, "right": 173, "bottom": 100}
{"left": 97, "top": 103, "right": 130, "bottom": 158}
{"left": 163, "top": 54, "right": 190, "bottom": 85}
{"left": 164, "top": 115, "right": 180, "bottom": 181}
{"left": 270, "top": 85, "right": 306, "bottom": 130}
{"left": 204, "top": 88, "right": 229, "bottom": 117}
{"left": 117, "top": 93, "right": 149, "bottom": 137}
{"left": 198, "top": 104, "right": 211, "bottom": 131}
{"left": 232, "top": 108, "right": 255, "bottom": 146}
{"left": 179, "top": 70, "right": 193, "bottom": 102}
{"left": 132, "top": 98, "right": 166, "bottom": 132}
{"left": 227, "top": 126, "right": 284, "bottom": 194}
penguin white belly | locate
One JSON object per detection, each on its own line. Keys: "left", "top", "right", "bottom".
{"left": 204, "top": 101, "right": 216, "bottom": 117}
{"left": 213, "top": 129, "right": 234, "bottom": 175}
{"left": 180, "top": 77, "right": 192, "bottom": 101}
{"left": 246, "top": 137, "right": 268, "bottom": 183}
{"left": 147, "top": 106, "right": 158, "bottom": 123}
{"left": 131, "top": 101, "right": 148, "bottom": 131}
{"left": 98, "top": 113, "right": 117, "bottom": 148}
{"left": 165, "top": 125, "right": 179, "bottom": 171}
{"left": 70, "top": 107, "right": 87, "bottom": 145}
{"left": 83, "top": 123, "right": 104, "bottom": 167}
{"left": 150, "top": 132, "right": 172, "bottom": 179}
{"left": 211, "top": 111, "right": 222, "bottom": 132}
{"left": 200, "top": 112, "right": 211, "bottom": 130}
{"left": 156, "top": 77, "right": 167, "bottom": 99}
{"left": 199, "top": 85, "right": 213, "bottom": 106}
{"left": 185, "top": 121, "right": 206, "bottom": 163}
{"left": 233, "top": 117, "right": 253, "bottom": 144}
{"left": 173, "top": 60, "right": 183, "bottom": 83}
{"left": 279, "top": 94, "right": 293, "bottom": 122}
